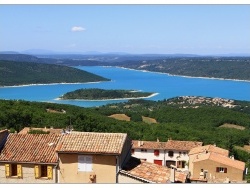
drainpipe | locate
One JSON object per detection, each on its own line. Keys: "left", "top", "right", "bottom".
{"left": 55, "top": 164, "right": 58, "bottom": 183}
{"left": 116, "top": 156, "right": 119, "bottom": 183}
{"left": 164, "top": 149, "right": 166, "bottom": 167}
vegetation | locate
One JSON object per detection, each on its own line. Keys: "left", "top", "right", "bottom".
{"left": 28, "top": 129, "right": 49, "bottom": 134}
{"left": 1, "top": 96, "right": 250, "bottom": 162}
{"left": 60, "top": 88, "right": 154, "bottom": 100}
{"left": 1, "top": 54, "right": 250, "bottom": 81}
{"left": 116, "top": 57, "right": 250, "bottom": 81}
{"left": 0, "top": 60, "right": 110, "bottom": 86}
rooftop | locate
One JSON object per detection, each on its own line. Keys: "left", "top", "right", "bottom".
{"left": 193, "top": 152, "right": 245, "bottom": 171}
{"left": 0, "top": 133, "right": 61, "bottom": 164}
{"left": 132, "top": 139, "right": 202, "bottom": 151}
{"left": 120, "top": 157, "right": 187, "bottom": 183}
{"left": 56, "top": 132, "right": 128, "bottom": 155}
{"left": 189, "top": 145, "right": 229, "bottom": 156}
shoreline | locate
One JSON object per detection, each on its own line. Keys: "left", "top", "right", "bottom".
{"left": 1, "top": 66, "right": 249, "bottom": 88}
{"left": 54, "top": 92, "right": 159, "bottom": 102}
{"left": 111, "top": 66, "right": 250, "bottom": 83}
{"left": 0, "top": 81, "right": 108, "bottom": 88}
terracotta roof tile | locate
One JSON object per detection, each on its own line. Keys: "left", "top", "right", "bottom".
{"left": 56, "top": 132, "right": 128, "bottom": 154}
{"left": 193, "top": 152, "right": 245, "bottom": 171}
{"left": 0, "top": 133, "right": 60, "bottom": 164}
{"left": 121, "top": 157, "right": 187, "bottom": 183}
{"left": 132, "top": 140, "right": 202, "bottom": 151}
{"left": 165, "top": 140, "right": 203, "bottom": 150}
{"left": 189, "top": 145, "right": 229, "bottom": 156}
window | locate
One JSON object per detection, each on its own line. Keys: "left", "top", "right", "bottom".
{"left": 34, "top": 165, "right": 53, "bottom": 179}
{"left": 154, "top": 150, "right": 160, "bottom": 156}
{"left": 168, "top": 151, "right": 174, "bottom": 157}
{"left": 11, "top": 164, "right": 17, "bottom": 176}
{"left": 78, "top": 155, "right": 93, "bottom": 172}
{"left": 216, "top": 167, "right": 227, "bottom": 173}
{"left": 141, "top": 149, "right": 147, "bottom": 152}
{"left": 41, "top": 165, "right": 48, "bottom": 177}
{"left": 5, "top": 164, "right": 22, "bottom": 178}
{"left": 179, "top": 152, "right": 181, "bottom": 156}
{"left": 154, "top": 159, "right": 162, "bottom": 165}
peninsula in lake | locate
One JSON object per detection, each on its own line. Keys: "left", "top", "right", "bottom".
{"left": 59, "top": 88, "right": 155, "bottom": 100}
{"left": 0, "top": 60, "right": 110, "bottom": 86}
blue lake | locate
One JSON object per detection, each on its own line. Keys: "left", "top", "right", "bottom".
{"left": 0, "top": 66, "right": 249, "bottom": 107}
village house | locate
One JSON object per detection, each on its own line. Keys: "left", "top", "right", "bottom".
{"left": 118, "top": 156, "right": 188, "bottom": 183}
{"left": 0, "top": 132, "right": 60, "bottom": 183}
{"left": 56, "top": 132, "right": 131, "bottom": 183}
{"left": 131, "top": 139, "right": 202, "bottom": 169}
{"left": 188, "top": 145, "right": 245, "bottom": 183}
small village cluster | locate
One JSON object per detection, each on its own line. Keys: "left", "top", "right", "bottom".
{"left": 0, "top": 127, "right": 247, "bottom": 184}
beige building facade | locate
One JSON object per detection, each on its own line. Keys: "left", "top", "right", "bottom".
{"left": 58, "top": 153, "right": 117, "bottom": 183}
{"left": 188, "top": 145, "right": 245, "bottom": 183}
{"left": 56, "top": 132, "right": 131, "bottom": 183}
{"left": 0, "top": 163, "right": 57, "bottom": 183}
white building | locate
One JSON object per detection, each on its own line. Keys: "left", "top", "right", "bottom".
{"left": 131, "top": 139, "right": 203, "bottom": 169}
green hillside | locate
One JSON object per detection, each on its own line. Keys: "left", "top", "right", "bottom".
{"left": 0, "top": 60, "right": 110, "bottom": 86}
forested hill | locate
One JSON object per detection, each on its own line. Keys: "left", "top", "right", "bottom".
{"left": 0, "top": 60, "right": 110, "bottom": 86}
{"left": 1, "top": 54, "right": 250, "bottom": 81}
{"left": 116, "top": 57, "right": 250, "bottom": 81}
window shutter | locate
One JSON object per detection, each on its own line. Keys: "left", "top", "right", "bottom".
{"left": 154, "top": 150, "right": 159, "bottom": 156}
{"left": 224, "top": 168, "right": 227, "bottom": 173}
{"left": 34, "top": 165, "right": 41, "bottom": 179}
{"left": 47, "top": 166, "right": 53, "bottom": 179}
{"left": 216, "top": 167, "right": 219, "bottom": 172}
{"left": 17, "top": 164, "right": 22, "bottom": 178}
{"left": 5, "top": 164, "right": 10, "bottom": 177}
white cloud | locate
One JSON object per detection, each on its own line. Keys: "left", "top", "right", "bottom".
{"left": 71, "top": 26, "right": 85, "bottom": 32}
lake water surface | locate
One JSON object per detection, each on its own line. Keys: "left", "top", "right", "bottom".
{"left": 0, "top": 66, "right": 249, "bottom": 107}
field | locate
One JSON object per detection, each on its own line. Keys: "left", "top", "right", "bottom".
{"left": 108, "top": 114, "right": 131, "bottom": 121}
{"left": 219, "top": 123, "right": 245, "bottom": 130}
{"left": 142, "top": 116, "right": 157, "bottom": 124}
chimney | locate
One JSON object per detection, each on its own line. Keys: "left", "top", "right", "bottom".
{"left": 141, "top": 141, "right": 144, "bottom": 146}
{"left": 138, "top": 140, "right": 141, "bottom": 147}
{"left": 170, "top": 165, "right": 176, "bottom": 183}
{"left": 157, "top": 138, "right": 159, "bottom": 142}
{"left": 213, "top": 143, "right": 216, "bottom": 147}
{"left": 199, "top": 169, "right": 204, "bottom": 179}
{"left": 231, "top": 155, "right": 234, "bottom": 160}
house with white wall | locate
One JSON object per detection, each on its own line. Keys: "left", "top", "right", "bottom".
{"left": 131, "top": 139, "right": 203, "bottom": 169}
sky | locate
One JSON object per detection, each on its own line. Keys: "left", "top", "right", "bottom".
{"left": 0, "top": 4, "right": 250, "bottom": 55}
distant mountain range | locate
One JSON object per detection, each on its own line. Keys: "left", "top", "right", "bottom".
{"left": 1, "top": 49, "right": 249, "bottom": 57}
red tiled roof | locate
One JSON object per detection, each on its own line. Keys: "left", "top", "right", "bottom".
{"left": 120, "top": 157, "right": 187, "bottom": 183}
{"left": 56, "top": 132, "right": 128, "bottom": 154}
{"left": 132, "top": 140, "right": 202, "bottom": 151}
{"left": 0, "top": 133, "right": 61, "bottom": 164}
{"left": 132, "top": 140, "right": 166, "bottom": 150}
{"left": 165, "top": 140, "right": 203, "bottom": 151}
{"left": 193, "top": 152, "right": 245, "bottom": 171}
{"left": 189, "top": 145, "right": 229, "bottom": 156}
